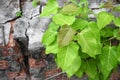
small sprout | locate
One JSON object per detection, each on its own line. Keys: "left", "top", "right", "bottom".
{"left": 16, "top": 11, "right": 22, "bottom": 17}
{"left": 32, "top": 0, "right": 40, "bottom": 7}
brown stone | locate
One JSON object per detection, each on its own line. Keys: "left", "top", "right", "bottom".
{"left": 29, "top": 57, "right": 47, "bottom": 74}
{"left": 6, "top": 72, "right": 19, "bottom": 80}
{"left": 29, "top": 57, "right": 46, "bottom": 68}
{"left": 0, "top": 60, "right": 9, "bottom": 70}
{"left": 15, "top": 69, "right": 27, "bottom": 80}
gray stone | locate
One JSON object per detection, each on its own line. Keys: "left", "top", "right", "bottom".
{"left": 0, "top": 71, "right": 8, "bottom": 80}
{"left": 57, "top": 0, "right": 66, "bottom": 7}
{"left": 14, "top": 17, "right": 29, "bottom": 38}
{"left": 88, "top": 0, "right": 99, "bottom": 3}
{"left": 27, "top": 16, "right": 51, "bottom": 51}
{"left": 89, "top": 2, "right": 99, "bottom": 9}
{"left": 0, "top": 25, "right": 4, "bottom": 45}
{"left": 4, "top": 23, "right": 11, "bottom": 45}
{"left": 22, "top": 1, "right": 40, "bottom": 19}
{"left": 31, "top": 74, "right": 44, "bottom": 80}
{"left": 0, "top": 0, "right": 20, "bottom": 23}
{"left": 40, "top": 0, "right": 48, "bottom": 4}
{"left": 113, "top": 12, "right": 120, "bottom": 17}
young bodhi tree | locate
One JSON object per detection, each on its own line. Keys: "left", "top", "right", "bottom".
{"left": 39, "top": 0, "right": 120, "bottom": 80}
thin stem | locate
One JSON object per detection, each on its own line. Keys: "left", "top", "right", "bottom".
{"left": 45, "top": 72, "right": 65, "bottom": 80}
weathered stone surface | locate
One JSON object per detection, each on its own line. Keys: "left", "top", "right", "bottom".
{"left": 0, "top": 0, "right": 20, "bottom": 23}
{"left": 3, "top": 23, "right": 11, "bottom": 45}
{"left": 89, "top": 2, "right": 99, "bottom": 9}
{"left": 0, "top": 60, "right": 9, "bottom": 70}
{"left": 40, "top": 0, "right": 48, "bottom": 4}
{"left": 113, "top": 12, "right": 120, "bottom": 17}
{"left": 0, "top": 23, "right": 10, "bottom": 45}
{"left": 27, "top": 16, "right": 51, "bottom": 51}
{"left": 14, "top": 17, "right": 29, "bottom": 38}
{"left": 29, "top": 57, "right": 47, "bottom": 75}
{"left": 22, "top": 1, "right": 40, "bottom": 19}
{"left": 20, "top": 0, "right": 51, "bottom": 52}
{"left": 0, "top": 25, "right": 3, "bottom": 45}
{"left": 0, "top": 71, "right": 8, "bottom": 80}
{"left": 57, "top": 0, "right": 66, "bottom": 7}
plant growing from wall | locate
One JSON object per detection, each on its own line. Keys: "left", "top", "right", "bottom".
{"left": 16, "top": 11, "right": 22, "bottom": 17}
{"left": 40, "top": 0, "right": 120, "bottom": 80}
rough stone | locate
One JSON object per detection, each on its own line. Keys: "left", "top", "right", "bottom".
{"left": 0, "top": 0, "right": 20, "bottom": 23}
{"left": 29, "top": 57, "right": 47, "bottom": 75}
{"left": 27, "top": 16, "right": 51, "bottom": 51}
{"left": 89, "top": 2, "right": 99, "bottom": 9}
{"left": 0, "top": 23, "right": 10, "bottom": 45}
{"left": 40, "top": 0, "right": 48, "bottom": 5}
{"left": 0, "top": 71, "right": 8, "bottom": 80}
{"left": 3, "top": 23, "right": 11, "bottom": 45}
{"left": 31, "top": 74, "right": 44, "bottom": 80}
{"left": 22, "top": 1, "right": 40, "bottom": 19}
{"left": 21, "top": 0, "right": 51, "bottom": 53}
{"left": 113, "top": 12, "right": 120, "bottom": 17}
{"left": 0, "top": 60, "right": 9, "bottom": 70}
{"left": 14, "top": 17, "right": 29, "bottom": 38}
{"left": 0, "top": 25, "right": 4, "bottom": 45}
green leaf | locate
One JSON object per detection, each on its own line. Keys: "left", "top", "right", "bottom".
{"left": 52, "top": 14, "right": 76, "bottom": 25}
{"left": 71, "top": 19, "right": 88, "bottom": 30}
{"left": 58, "top": 25, "right": 76, "bottom": 47}
{"left": 99, "top": 65, "right": 110, "bottom": 80}
{"left": 100, "top": 26, "right": 113, "bottom": 37}
{"left": 57, "top": 42, "right": 79, "bottom": 71}
{"left": 114, "top": 17, "right": 120, "bottom": 27}
{"left": 47, "top": 22, "right": 59, "bottom": 30}
{"left": 75, "top": 61, "right": 85, "bottom": 77}
{"left": 32, "top": 0, "right": 37, "bottom": 7}
{"left": 42, "top": 22, "right": 59, "bottom": 45}
{"left": 79, "top": 51, "right": 89, "bottom": 59}
{"left": 32, "top": 0, "right": 39, "bottom": 7}
{"left": 97, "top": 12, "right": 114, "bottom": 30}
{"left": 117, "top": 45, "right": 120, "bottom": 62}
{"left": 95, "top": 60, "right": 105, "bottom": 80}
{"left": 45, "top": 40, "right": 59, "bottom": 54}
{"left": 113, "top": 29, "right": 120, "bottom": 40}
{"left": 42, "top": 29, "right": 57, "bottom": 45}
{"left": 85, "top": 60, "right": 98, "bottom": 79}
{"left": 88, "top": 22, "right": 101, "bottom": 41}
{"left": 60, "top": 3, "right": 79, "bottom": 15}
{"left": 77, "top": 25, "right": 101, "bottom": 58}
{"left": 66, "top": 56, "right": 81, "bottom": 77}
{"left": 40, "top": 0, "right": 58, "bottom": 17}
{"left": 99, "top": 46, "right": 118, "bottom": 78}
{"left": 78, "top": 6, "right": 89, "bottom": 19}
